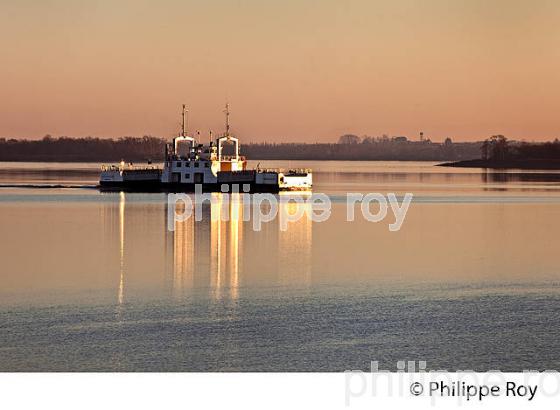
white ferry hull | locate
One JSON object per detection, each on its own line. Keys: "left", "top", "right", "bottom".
{"left": 99, "top": 168, "right": 162, "bottom": 190}
{"left": 99, "top": 169, "right": 312, "bottom": 193}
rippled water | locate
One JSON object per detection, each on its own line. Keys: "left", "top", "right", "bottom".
{"left": 1, "top": 161, "right": 559, "bottom": 371}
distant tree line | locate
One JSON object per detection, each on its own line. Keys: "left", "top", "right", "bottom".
{"left": 482, "top": 135, "right": 560, "bottom": 161}
{"left": 243, "top": 137, "right": 480, "bottom": 161}
{"left": 0, "top": 135, "right": 165, "bottom": 162}
{"left": 3, "top": 133, "right": 557, "bottom": 162}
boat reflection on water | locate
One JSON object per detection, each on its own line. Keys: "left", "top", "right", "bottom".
{"left": 165, "top": 193, "right": 313, "bottom": 301}
{"left": 117, "top": 192, "right": 126, "bottom": 310}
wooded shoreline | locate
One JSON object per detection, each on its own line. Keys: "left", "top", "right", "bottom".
{"left": 0, "top": 136, "right": 481, "bottom": 162}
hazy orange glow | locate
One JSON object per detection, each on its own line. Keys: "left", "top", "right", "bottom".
{"left": 1, "top": 0, "right": 560, "bottom": 142}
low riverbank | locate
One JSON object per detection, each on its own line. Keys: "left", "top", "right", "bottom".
{"left": 0, "top": 137, "right": 481, "bottom": 162}
{"left": 438, "top": 159, "right": 560, "bottom": 170}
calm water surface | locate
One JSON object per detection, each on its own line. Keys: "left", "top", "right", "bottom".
{"left": 1, "top": 161, "right": 559, "bottom": 371}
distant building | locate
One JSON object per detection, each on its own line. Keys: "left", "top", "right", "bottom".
{"left": 393, "top": 136, "right": 408, "bottom": 142}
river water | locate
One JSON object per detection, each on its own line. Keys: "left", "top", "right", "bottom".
{"left": 1, "top": 161, "right": 559, "bottom": 371}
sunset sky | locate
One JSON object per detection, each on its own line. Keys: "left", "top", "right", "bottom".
{"left": 1, "top": 0, "right": 560, "bottom": 142}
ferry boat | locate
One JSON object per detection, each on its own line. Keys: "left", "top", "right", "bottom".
{"left": 99, "top": 104, "right": 312, "bottom": 192}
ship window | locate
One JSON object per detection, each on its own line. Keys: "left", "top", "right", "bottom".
{"left": 186, "top": 162, "right": 190, "bottom": 167}
{"left": 185, "top": 174, "right": 190, "bottom": 179}
{"left": 176, "top": 161, "right": 181, "bottom": 167}
{"left": 194, "top": 162, "right": 199, "bottom": 168}
{"left": 204, "top": 163, "right": 210, "bottom": 168}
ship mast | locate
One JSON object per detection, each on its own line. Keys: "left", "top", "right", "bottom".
{"left": 181, "top": 104, "right": 188, "bottom": 137}
{"left": 224, "top": 103, "right": 230, "bottom": 135}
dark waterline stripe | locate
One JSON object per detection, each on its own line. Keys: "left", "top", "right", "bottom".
{"left": 1, "top": 191, "right": 560, "bottom": 204}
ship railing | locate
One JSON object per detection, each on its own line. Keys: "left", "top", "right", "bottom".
{"left": 101, "top": 163, "right": 162, "bottom": 172}
{"left": 219, "top": 155, "right": 246, "bottom": 162}
{"left": 101, "top": 164, "right": 120, "bottom": 172}
{"left": 256, "top": 168, "right": 312, "bottom": 174}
